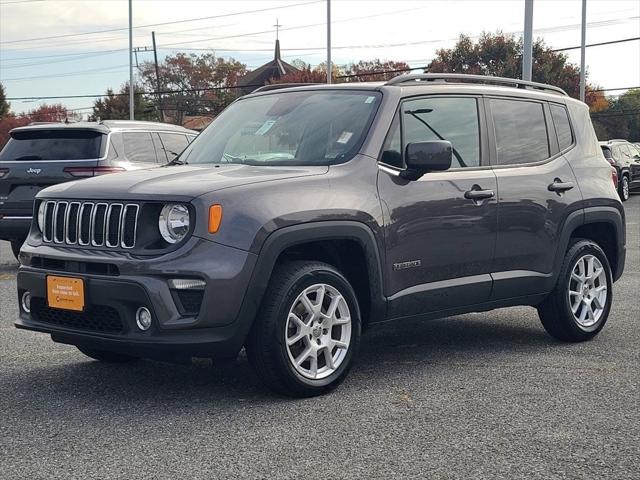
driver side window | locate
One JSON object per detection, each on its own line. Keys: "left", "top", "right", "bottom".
{"left": 402, "top": 97, "right": 480, "bottom": 168}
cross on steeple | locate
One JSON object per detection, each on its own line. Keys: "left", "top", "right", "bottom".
{"left": 273, "top": 18, "right": 282, "bottom": 40}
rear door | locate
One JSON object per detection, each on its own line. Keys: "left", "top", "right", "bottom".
{"left": 0, "top": 128, "right": 105, "bottom": 218}
{"left": 487, "top": 97, "right": 582, "bottom": 299}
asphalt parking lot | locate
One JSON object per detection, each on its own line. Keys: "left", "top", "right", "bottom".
{"left": 0, "top": 196, "right": 638, "bottom": 480}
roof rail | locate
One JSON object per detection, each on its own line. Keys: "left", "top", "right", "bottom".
{"left": 252, "top": 83, "right": 321, "bottom": 93}
{"left": 384, "top": 73, "right": 568, "bottom": 96}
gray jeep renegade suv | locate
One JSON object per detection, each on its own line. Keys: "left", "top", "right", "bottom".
{"left": 15, "top": 74, "right": 626, "bottom": 397}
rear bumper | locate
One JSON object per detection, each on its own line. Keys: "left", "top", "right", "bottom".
{"left": 0, "top": 216, "right": 31, "bottom": 241}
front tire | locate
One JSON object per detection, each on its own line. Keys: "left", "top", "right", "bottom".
{"left": 537, "top": 239, "right": 612, "bottom": 342}
{"left": 76, "top": 346, "right": 139, "bottom": 363}
{"left": 245, "top": 261, "right": 361, "bottom": 397}
{"left": 619, "top": 174, "right": 630, "bottom": 201}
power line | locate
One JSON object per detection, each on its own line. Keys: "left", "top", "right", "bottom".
{"left": 1, "top": 64, "right": 129, "bottom": 82}
{"left": 593, "top": 86, "right": 640, "bottom": 92}
{"left": 552, "top": 36, "right": 640, "bottom": 52}
{"left": 0, "top": 0, "right": 46, "bottom": 4}
{"left": 0, "top": 1, "right": 322, "bottom": 45}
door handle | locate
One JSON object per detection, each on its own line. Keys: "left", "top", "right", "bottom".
{"left": 548, "top": 179, "right": 574, "bottom": 193}
{"left": 464, "top": 188, "right": 495, "bottom": 201}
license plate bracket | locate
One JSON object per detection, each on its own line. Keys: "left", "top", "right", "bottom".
{"left": 46, "top": 275, "right": 85, "bottom": 312}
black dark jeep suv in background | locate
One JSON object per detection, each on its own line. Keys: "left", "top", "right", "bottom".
{"left": 15, "top": 74, "right": 625, "bottom": 397}
{"left": 599, "top": 139, "right": 640, "bottom": 201}
{"left": 0, "top": 120, "right": 197, "bottom": 258}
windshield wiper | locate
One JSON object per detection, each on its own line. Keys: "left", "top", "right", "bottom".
{"left": 14, "top": 155, "right": 43, "bottom": 160}
{"left": 166, "top": 155, "right": 187, "bottom": 166}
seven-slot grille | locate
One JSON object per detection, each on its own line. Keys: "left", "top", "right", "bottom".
{"left": 41, "top": 200, "right": 139, "bottom": 249}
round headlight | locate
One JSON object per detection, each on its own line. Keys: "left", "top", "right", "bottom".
{"left": 159, "top": 204, "right": 190, "bottom": 244}
{"left": 37, "top": 202, "right": 46, "bottom": 232}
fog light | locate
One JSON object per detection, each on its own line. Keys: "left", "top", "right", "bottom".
{"left": 136, "top": 307, "right": 152, "bottom": 331}
{"left": 21, "top": 291, "right": 31, "bottom": 313}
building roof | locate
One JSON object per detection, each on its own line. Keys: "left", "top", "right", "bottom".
{"left": 236, "top": 39, "right": 299, "bottom": 94}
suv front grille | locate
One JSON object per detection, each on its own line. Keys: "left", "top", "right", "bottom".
{"left": 41, "top": 200, "right": 139, "bottom": 249}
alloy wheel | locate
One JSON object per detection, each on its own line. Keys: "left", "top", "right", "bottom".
{"left": 284, "top": 283, "right": 351, "bottom": 380}
{"left": 622, "top": 177, "right": 629, "bottom": 200}
{"left": 568, "top": 254, "right": 608, "bottom": 327}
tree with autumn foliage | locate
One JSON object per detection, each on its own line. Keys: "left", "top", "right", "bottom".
{"left": 91, "top": 83, "right": 157, "bottom": 121}
{"left": 592, "top": 89, "right": 640, "bottom": 141}
{"left": 139, "top": 53, "right": 247, "bottom": 121}
{"left": 427, "top": 33, "right": 601, "bottom": 106}
{"left": 341, "top": 59, "right": 411, "bottom": 82}
{"left": 0, "top": 83, "right": 10, "bottom": 119}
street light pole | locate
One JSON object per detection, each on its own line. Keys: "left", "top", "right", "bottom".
{"left": 129, "top": 0, "right": 134, "bottom": 120}
{"left": 523, "top": 0, "right": 534, "bottom": 81}
{"left": 326, "top": 0, "right": 331, "bottom": 84}
{"left": 580, "top": 0, "right": 587, "bottom": 102}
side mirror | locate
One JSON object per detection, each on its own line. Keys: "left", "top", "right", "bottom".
{"left": 401, "top": 140, "right": 452, "bottom": 180}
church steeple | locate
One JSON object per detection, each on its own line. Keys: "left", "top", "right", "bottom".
{"left": 275, "top": 39, "right": 281, "bottom": 60}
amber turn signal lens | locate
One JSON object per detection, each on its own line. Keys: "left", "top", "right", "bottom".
{"left": 208, "top": 205, "right": 223, "bottom": 233}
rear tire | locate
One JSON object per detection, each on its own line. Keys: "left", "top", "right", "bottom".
{"left": 618, "top": 174, "right": 629, "bottom": 201}
{"left": 10, "top": 240, "right": 23, "bottom": 261}
{"left": 76, "top": 346, "right": 139, "bottom": 363}
{"left": 537, "top": 239, "right": 612, "bottom": 342}
{"left": 245, "top": 261, "right": 361, "bottom": 397}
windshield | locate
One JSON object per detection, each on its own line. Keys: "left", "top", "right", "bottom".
{"left": 0, "top": 129, "right": 104, "bottom": 161}
{"left": 180, "top": 90, "right": 381, "bottom": 166}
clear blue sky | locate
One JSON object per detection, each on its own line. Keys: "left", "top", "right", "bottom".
{"left": 1, "top": 0, "right": 639, "bottom": 116}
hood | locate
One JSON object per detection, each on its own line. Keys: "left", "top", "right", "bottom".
{"left": 37, "top": 164, "right": 329, "bottom": 201}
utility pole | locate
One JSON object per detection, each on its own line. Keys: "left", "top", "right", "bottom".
{"left": 522, "top": 0, "right": 534, "bottom": 81}
{"left": 580, "top": 0, "right": 587, "bottom": 102}
{"left": 152, "top": 31, "right": 164, "bottom": 122}
{"left": 326, "top": 0, "right": 331, "bottom": 84}
{"left": 128, "top": 0, "right": 134, "bottom": 120}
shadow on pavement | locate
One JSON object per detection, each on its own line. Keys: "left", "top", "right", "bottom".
{"left": 5, "top": 313, "right": 556, "bottom": 406}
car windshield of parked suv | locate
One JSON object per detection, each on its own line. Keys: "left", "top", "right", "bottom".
{"left": 179, "top": 90, "right": 381, "bottom": 166}
{"left": 0, "top": 129, "right": 104, "bottom": 161}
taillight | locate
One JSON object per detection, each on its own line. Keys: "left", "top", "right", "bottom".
{"left": 64, "top": 166, "right": 125, "bottom": 177}
{"left": 611, "top": 167, "right": 618, "bottom": 188}
{"left": 0, "top": 168, "right": 8, "bottom": 179}
{"left": 605, "top": 157, "right": 616, "bottom": 166}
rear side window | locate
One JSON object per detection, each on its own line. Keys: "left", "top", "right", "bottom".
{"left": 0, "top": 129, "right": 103, "bottom": 161}
{"left": 402, "top": 97, "right": 480, "bottom": 168}
{"left": 550, "top": 104, "right": 573, "bottom": 150}
{"left": 122, "top": 132, "right": 157, "bottom": 163}
{"left": 491, "top": 99, "right": 549, "bottom": 165}
{"left": 158, "top": 133, "right": 189, "bottom": 161}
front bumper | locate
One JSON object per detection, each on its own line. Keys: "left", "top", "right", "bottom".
{"left": 15, "top": 236, "right": 258, "bottom": 359}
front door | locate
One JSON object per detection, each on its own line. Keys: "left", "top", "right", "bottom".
{"left": 377, "top": 96, "right": 497, "bottom": 319}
